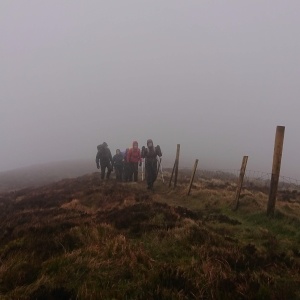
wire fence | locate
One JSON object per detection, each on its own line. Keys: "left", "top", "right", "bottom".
{"left": 191, "top": 168, "right": 300, "bottom": 192}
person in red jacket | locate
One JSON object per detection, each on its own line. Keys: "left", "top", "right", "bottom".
{"left": 127, "top": 141, "right": 142, "bottom": 182}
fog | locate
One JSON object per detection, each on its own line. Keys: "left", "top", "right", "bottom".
{"left": 1, "top": 1, "right": 300, "bottom": 178}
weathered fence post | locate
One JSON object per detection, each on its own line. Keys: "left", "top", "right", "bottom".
{"left": 174, "top": 144, "right": 180, "bottom": 187}
{"left": 233, "top": 156, "right": 248, "bottom": 210}
{"left": 169, "top": 161, "right": 176, "bottom": 187}
{"left": 187, "top": 159, "right": 199, "bottom": 196}
{"left": 267, "top": 126, "right": 285, "bottom": 216}
{"left": 169, "top": 144, "right": 180, "bottom": 188}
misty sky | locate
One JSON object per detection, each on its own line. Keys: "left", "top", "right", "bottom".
{"left": 1, "top": 1, "right": 300, "bottom": 178}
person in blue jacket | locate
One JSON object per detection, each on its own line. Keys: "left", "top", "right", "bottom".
{"left": 112, "top": 149, "right": 124, "bottom": 181}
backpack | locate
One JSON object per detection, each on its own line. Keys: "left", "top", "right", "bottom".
{"left": 97, "top": 144, "right": 109, "bottom": 160}
{"left": 155, "top": 145, "right": 162, "bottom": 157}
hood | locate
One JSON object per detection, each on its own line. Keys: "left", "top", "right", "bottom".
{"left": 132, "top": 141, "right": 138, "bottom": 147}
{"left": 147, "top": 139, "right": 153, "bottom": 146}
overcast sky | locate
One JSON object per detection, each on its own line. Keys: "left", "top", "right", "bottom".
{"left": 1, "top": 1, "right": 300, "bottom": 178}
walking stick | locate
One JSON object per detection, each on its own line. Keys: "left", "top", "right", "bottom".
{"left": 156, "top": 157, "right": 164, "bottom": 182}
{"left": 141, "top": 159, "right": 144, "bottom": 181}
{"left": 160, "top": 159, "right": 164, "bottom": 183}
{"left": 156, "top": 157, "right": 161, "bottom": 177}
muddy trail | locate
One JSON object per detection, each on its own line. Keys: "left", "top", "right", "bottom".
{"left": 0, "top": 173, "right": 300, "bottom": 299}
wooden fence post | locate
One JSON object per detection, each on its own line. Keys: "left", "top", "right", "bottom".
{"left": 174, "top": 144, "right": 180, "bottom": 187}
{"left": 187, "top": 159, "right": 199, "bottom": 196}
{"left": 267, "top": 126, "right": 285, "bottom": 216}
{"left": 233, "top": 156, "right": 248, "bottom": 210}
{"left": 169, "top": 161, "right": 176, "bottom": 187}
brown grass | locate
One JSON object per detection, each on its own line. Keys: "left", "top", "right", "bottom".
{"left": 0, "top": 172, "right": 300, "bottom": 299}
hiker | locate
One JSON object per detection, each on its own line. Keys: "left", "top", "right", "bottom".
{"left": 127, "top": 141, "right": 142, "bottom": 182}
{"left": 112, "top": 149, "right": 124, "bottom": 181}
{"left": 123, "top": 148, "right": 130, "bottom": 182}
{"left": 95, "top": 142, "right": 113, "bottom": 180}
{"left": 141, "top": 139, "right": 162, "bottom": 190}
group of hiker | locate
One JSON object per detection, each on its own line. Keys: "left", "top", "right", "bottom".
{"left": 95, "top": 140, "right": 162, "bottom": 190}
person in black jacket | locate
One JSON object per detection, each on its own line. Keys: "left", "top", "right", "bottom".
{"left": 141, "top": 139, "right": 162, "bottom": 190}
{"left": 123, "top": 148, "right": 130, "bottom": 182}
{"left": 95, "top": 142, "right": 113, "bottom": 180}
{"left": 112, "top": 149, "right": 124, "bottom": 181}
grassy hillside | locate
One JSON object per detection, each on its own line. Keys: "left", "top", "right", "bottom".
{"left": 0, "top": 160, "right": 95, "bottom": 193}
{"left": 0, "top": 172, "right": 300, "bottom": 299}
{"left": 0, "top": 158, "right": 177, "bottom": 193}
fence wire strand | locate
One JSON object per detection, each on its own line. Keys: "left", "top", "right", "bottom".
{"left": 196, "top": 168, "right": 300, "bottom": 192}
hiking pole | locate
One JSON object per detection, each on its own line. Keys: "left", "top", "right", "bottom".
{"left": 142, "top": 159, "right": 144, "bottom": 181}
{"left": 156, "top": 157, "right": 164, "bottom": 182}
